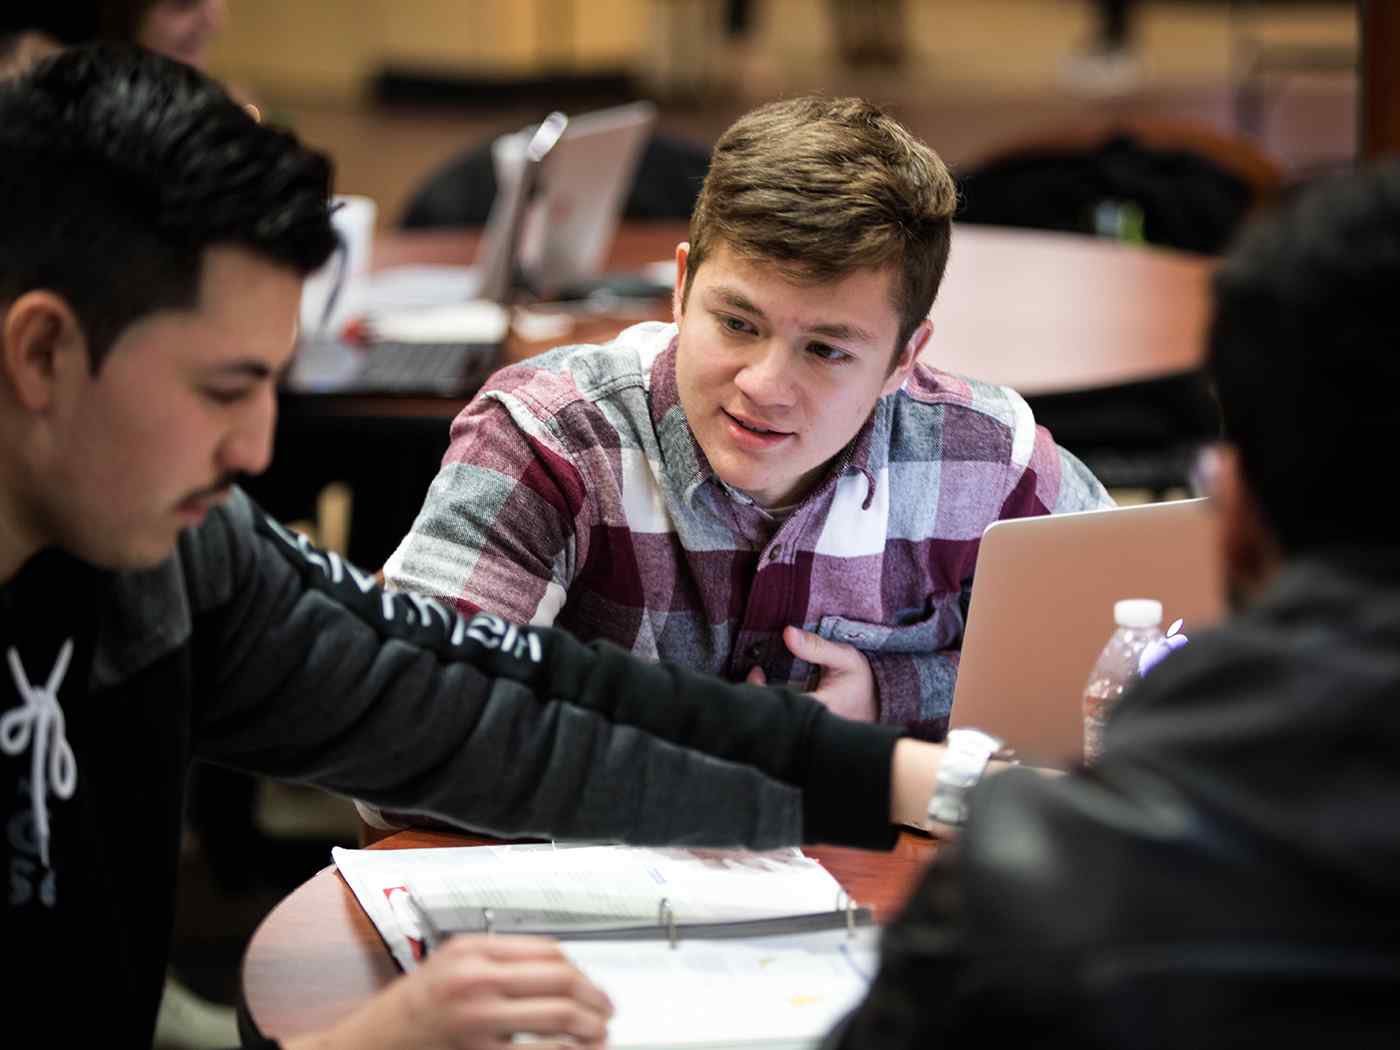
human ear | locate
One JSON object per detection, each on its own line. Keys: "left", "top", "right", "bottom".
{"left": 672, "top": 242, "right": 691, "bottom": 325}
{"left": 1, "top": 292, "right": 89, "bottom": 412}
{"left": 882, "top": 318, "right": 931, "bottom": 396}
{"left": 1209, "top": 444, "right": 1283, "bottom": 608}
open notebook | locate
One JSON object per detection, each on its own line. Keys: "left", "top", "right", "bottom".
{"left": 334, "top": 842, "right": 876, "bottom": 1050}
{"left": 948, "top": 497, "right": 1226, "bottom": 768}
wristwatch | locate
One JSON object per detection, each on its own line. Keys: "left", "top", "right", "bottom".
{"left": 926, "top": 728, "right": 1006, "bottom": 830}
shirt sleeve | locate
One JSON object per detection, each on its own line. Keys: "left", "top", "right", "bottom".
{"left": 383, "top": 388, "right": 590, "bottom": 626}
{"left": 868, "top": 649, "right": 961, "bottom": 740}
{"left": 999, "top": 422, "right": 1115, "bottom": 520}
{"left": 181, "top": 490, "right": 905, "bottom": 852}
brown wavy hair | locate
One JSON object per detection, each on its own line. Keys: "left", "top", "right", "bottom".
{"left": 685, "top": 95, "right": 958, "bottom": 355}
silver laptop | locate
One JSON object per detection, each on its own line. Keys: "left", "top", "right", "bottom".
{"left": 948, "top": 498, "right": 1226, "bottom": 768}
{"left": 284, "top": 102, "right": 657, "bottom": 397}
{"left": 482, "top": 100, "right": 658, "bottom": 300}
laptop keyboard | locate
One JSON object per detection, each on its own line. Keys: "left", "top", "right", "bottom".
{"left": 354, "top": 340, "right": 499, "bottom": 394}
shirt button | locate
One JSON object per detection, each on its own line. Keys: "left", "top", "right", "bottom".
{"left": 768, "top": 546, "right": 782, "bottom": 562}
{"left": 747, "top": 644, "right": 763, "bottom": 661}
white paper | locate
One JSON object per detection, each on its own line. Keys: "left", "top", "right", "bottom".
{"left": 562, "top": 932, "right": 877, "bottom": 1050}
{"left": 361, "top": 264, "right": 483, "bottom": 310}
{"left": 332, "top": 843, "right": 857, "bottom": 975}
{"left": 365, "top": 300, "right": 510, "bottom": 344}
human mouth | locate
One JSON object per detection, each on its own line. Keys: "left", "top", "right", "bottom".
{"left": 722, "top": 409, "right": 793, "bottom": 449}
{"left": 176, "top": 484, "right": 232, "bottom": 522}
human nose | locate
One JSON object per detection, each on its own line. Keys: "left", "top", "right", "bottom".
{"left": 732, "top": 339, "right": 796, "bottom": 409}
{"left": 219, "top": 386, "right": 276, "bottom": 478}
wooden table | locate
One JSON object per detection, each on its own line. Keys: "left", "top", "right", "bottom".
{"left": 239, "top": 828, "right": 940, "bottom": 1043}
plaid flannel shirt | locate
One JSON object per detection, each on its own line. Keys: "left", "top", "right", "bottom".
{"left": 386, "top": 322, "right": 1112, "bottom": 737}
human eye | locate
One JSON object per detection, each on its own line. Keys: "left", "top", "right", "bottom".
{"left": 717, "top": 313, "right": 756, "bottom": 336}
{"left": 201, "top": 385, "right": 255, "bottom": 406}
{"left": 807, "top": 342, "right": 851, "bottom": 363}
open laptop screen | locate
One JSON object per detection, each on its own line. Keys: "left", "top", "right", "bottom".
{"left": 483, "top": 101, "right": 658, "bottom": 300}
{"left": 948, "top": 498, "right": 1225, "bottom": 767}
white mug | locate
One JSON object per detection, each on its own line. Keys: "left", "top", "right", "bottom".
{"left": 299, "top": 193, "right": 377, "bottom": 339}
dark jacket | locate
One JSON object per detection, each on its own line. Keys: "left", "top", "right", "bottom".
{"left": 0, "top": 489, "right": 902, "bottom": 1048}
{"left": 827, "top": 549, "right": 1400, "bottom": 1048}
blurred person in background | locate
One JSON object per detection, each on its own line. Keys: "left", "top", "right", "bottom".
{"left": 1063, "top": 0, "right": 1141, "bottom": 94}
{"left": 1, "top": 1, "right": 228, "bottom": 77}
{"left": 103, "top": 0, "right": 227, "bottom": 71}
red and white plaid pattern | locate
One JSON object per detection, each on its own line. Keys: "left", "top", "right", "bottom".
{"left": 386, "top": 322, "right": 1112, "bottom": 738}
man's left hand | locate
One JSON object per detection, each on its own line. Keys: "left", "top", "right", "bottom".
{"left": 781, "top": 626, "right": 877, "bottom": 722}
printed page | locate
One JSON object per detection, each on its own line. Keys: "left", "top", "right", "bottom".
{"left": 332, "top": 843, "right": 854, "bottom": 972}
{"left": 561, "top": 928, "right": 879, "bottom": 1049}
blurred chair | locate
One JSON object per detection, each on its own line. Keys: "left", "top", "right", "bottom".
{"left": 956, "top": 117, "right": 1284, "bottom": 254}
{"left": 953, "top": 119, "right": 1285, "bottom": 497}
{"left": 400, "top": 129, "right": 710, "bottom": 229}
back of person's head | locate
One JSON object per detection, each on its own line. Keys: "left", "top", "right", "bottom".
{"left": 0, "top": 42, "right": 334, "bottom": 370}
{"left": 686, "top": 95, "right": 957, "bottom": 353}
{"left": 1208, "top": 161, "right": 1400, "bottom": 552}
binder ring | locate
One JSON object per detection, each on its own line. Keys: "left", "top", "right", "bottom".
{"left": 481, "top": 906, "right": 494, "bottom": 934}
{"left": 658, "top": 897, "right": 678, "bottom": 949}
{"left": 835, "top": 891, "right": 857, "bottom": 937}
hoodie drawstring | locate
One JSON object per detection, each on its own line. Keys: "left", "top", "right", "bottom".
{"left": 2, "top": 640, "right": 77, "bottom": 867}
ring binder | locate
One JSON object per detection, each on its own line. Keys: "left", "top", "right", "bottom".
{"left": 404, "top": 884, "right": 875, "bottom": 958}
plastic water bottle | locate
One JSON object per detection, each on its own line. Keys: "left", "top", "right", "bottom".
{"left": 1082, "top": 599, "right": 1165, "bottom": 764}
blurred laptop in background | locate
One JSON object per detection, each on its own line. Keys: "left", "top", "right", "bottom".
{"left": 285, "top": 101, "right": 659, "bottom": 398}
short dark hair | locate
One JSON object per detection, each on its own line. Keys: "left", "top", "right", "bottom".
{"left": 1207, "top": 161, "right": 1400, "bottom": 552}
{"left": 686, "top": 96, "right": 957, "bottom": 357}
{"left": 0, "top": 43, "right": 336, "bottom": 368}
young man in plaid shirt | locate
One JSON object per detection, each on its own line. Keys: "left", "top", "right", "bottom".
{"left": 386, "top": 96, "right": 1112, "bottom": 738}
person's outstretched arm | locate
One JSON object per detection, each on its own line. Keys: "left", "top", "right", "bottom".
{"left": 174, "top": 490, "right": 951, "bottom": 851}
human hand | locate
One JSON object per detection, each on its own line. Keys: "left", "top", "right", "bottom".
{"left": 284, "top": 934, "right": 613, "bottom": 1050}
{"left": 781, "top": 625, "right": 877, "bottom": 722}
